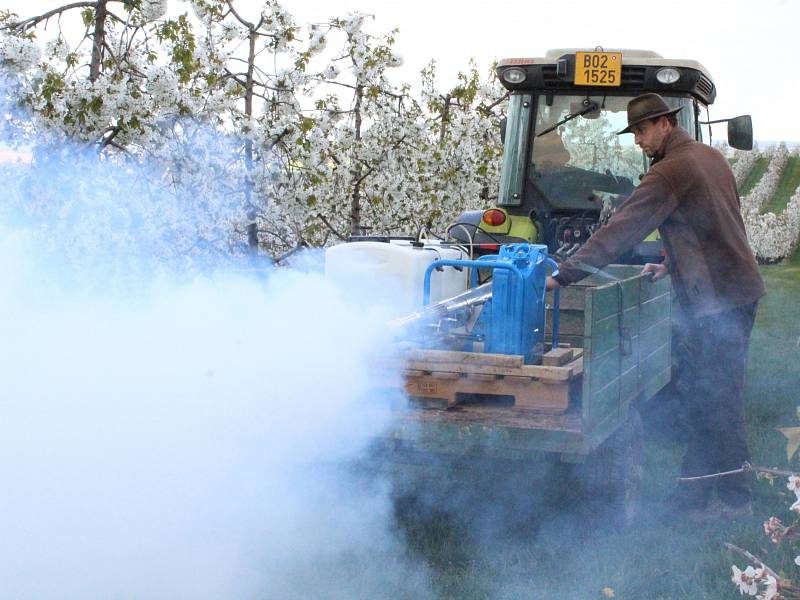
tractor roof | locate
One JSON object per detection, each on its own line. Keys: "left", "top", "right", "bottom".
{"left": 497, "top": 49, "right": 716, "bottom": 104}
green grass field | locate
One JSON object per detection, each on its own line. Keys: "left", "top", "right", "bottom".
{"left": 762, "top": 155, "right": 800, "bottom": 214}
{"left": 393, "top": 260, "right": 800, "bottom": 599}
{"left": 740, "top": 156, "right": 770, "bottom": 196}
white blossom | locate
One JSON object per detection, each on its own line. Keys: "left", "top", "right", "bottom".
{"left": 732, "top": 148, "right": 758, "bottom": 188}
{"left": 0, "top": 1, "right": 504, "bottom": 258}
{"left": 308, "top": 32, "right": 327, "bottom": 54}
{"left": 731, "top": 565, "right": 759, "bottom": 595}
{"left": 0, "top": 34, "right": 41, "bottom": 71}
{"left": 188, "top": 0, "right": 218, "bottom": 26}
{"left": 341, "top": 13, "right": 367, "bottom": 36}
{"left": 387, "top": 53, "right": 404, "bottom": 68}
{"left": 321, "top": 64, "right": 340, "bottom": 79}
{"left": 139, "top": 0, "right": 169, "bottom": 22}
{"left": 44, "top": 38, "right": 70, "bottom": 62}
{"left": 145, "top": 66, "right": 181, "bottom": 107}
{"left": 742, "top": 143, "right": 789, "bottom": 215}
{"left": 787, "top": 474, "right": 800, "bottom": 496}
{"left": 756, "top": 575, "right": 778, "bottom": 600}
{"left": 742, "top": 146, "right": 800, "bottom": 263}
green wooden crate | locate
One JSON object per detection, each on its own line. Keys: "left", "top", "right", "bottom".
{"left": 548, "top": 264, "right": 672, "bottom": 450}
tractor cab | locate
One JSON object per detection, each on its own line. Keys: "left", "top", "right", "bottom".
{"left": 453, "top": 49, "right": 753, "bottom": 263}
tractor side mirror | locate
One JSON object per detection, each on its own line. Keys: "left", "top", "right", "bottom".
{"left": 500, "top": 116, "right": 507, "bottom": 144}
{"left": 727, "top": 115, "right": 753, "bottom": 151}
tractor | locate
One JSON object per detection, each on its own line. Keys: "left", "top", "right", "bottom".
{"left": 326, "top": 48, "right": 753, "bottom": 527}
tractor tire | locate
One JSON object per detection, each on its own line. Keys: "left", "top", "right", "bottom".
{"left": 574, "top": 405, "right": 644, "bottom": 529}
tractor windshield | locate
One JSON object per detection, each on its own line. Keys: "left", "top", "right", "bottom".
{"left": 529, "top": 94, "right": 695, "bottom": 210}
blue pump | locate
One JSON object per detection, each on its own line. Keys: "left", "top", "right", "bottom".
{"left": 422, "top": 244, "right": 559, "bottom": 365}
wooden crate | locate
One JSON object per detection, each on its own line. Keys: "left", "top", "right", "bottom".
{"left": 396, "top": 348, "right": 584, "bottom": 413}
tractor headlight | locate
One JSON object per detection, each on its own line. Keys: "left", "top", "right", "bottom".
{"left": 656, "top": 68, "right": 680, "bottom": 84}
{"left": 502, "top": 67, "right": 527, "bottom": 84}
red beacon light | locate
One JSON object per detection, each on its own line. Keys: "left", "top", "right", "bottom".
{"left": 482, "top": 209, "right": 506, "bottom": 227}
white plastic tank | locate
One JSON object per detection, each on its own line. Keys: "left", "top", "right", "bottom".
{"left": 325, "top": 240, "right": 469, "bottom": 315}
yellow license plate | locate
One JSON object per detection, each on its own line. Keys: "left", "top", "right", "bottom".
{"left": 574, "top": 52, "right": 622, "bottom": 86}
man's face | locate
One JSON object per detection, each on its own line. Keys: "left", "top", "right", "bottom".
{"left": 631, "top": 117, "right": 672, "bottom": 158}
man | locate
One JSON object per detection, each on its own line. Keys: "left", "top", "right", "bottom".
{"left": 534, "top": 128, "right": 635, "bottom": 200}
{"left": 546, "top": 93, "right": 766, "bottom": 518}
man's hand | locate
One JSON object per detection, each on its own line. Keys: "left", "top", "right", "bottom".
{"left": 546, "top": 276, "right": 561, "bottom": 291}
{"left": 642, "top": 262, "right": 669, "bottom": 281}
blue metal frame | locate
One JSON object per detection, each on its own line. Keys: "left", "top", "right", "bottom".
{"left": 421, "top": 247, "right": 561, "bottom": 355}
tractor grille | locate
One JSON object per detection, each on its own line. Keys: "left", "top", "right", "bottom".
{"left": 696, "top": 74, "right": 714, "bottom": 98}
{"left": 541, "top": 65, "right": 567, "bottom": 89}
{"left": 621, "top": 66, "right": 646, "bottom": 88}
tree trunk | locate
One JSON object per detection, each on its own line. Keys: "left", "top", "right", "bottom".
{"left": 349, "top": 84, "right": 364, "bottom": 237}
{"left": 439, "top": 94, "right": 452, "bottom": 145}
{"left": 89, "top": 0, "right": 107, "bottom": 82}
{"left": 244, "top": 28, "right": 258, "bottom": 252}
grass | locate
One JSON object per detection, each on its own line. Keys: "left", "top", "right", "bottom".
{"left": 389, "top": 262, "right": 800, "bottom": 599}
{"left": 761, "top": 155, "right": 800, "bottom": 214}
{"left": 740, "top": 156, "right": 770, "bottom": 196}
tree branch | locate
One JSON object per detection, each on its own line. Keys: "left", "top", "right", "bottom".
{"left": 1, "top": 1, "right": 96, "bottom": 32}
{"left": 316, "top": 213, "right": 346, "bottom": 241}
{"left": 99, "top": 125, "right": 121, "bottom": 149}
{"left": 310, "top": 78, "right": 358, "bottom": 91}
{"left": 479, "top": 91, "right": 510, "bottom": 115}
{"left": 224, "top": 0, "right": 263, "bottom": 31}
{"left": 99, "top": 138, "right": 128, "bottom": 154}
{"left": 723, "top": 543, "right": 779, "bottom": 579}
{"left": 678, "top": 463, "right": 798, "bottom": 482}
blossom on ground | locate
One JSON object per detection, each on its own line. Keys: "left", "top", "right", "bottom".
{"left": 791, "top": 497, "right": 800, "bottom": 514}
{"left": 731, "top": 565, "right": 782, "bottom": 598}
{"left": 732, "top": 565, "right": 759, "bottom": 595}
{"left": 732, "top": 474, "right": 800, "bottom": 599}
{"left": 757, "top": 575, "right": 778, "bottom": 600}
{"left": 763, "top": 516, "right": 786, "bottom": 544}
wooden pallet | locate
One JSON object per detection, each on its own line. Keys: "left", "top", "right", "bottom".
{"left": 392, "top": 348, "right": 583, "bottom": 413}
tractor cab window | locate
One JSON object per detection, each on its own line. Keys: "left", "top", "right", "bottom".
{"left": 529, "top": 95, "right": 695, "bottom": 211}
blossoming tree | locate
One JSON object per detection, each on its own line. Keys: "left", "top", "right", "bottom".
{"left": 1, "top": 1, "right": 504, "bottom": 262}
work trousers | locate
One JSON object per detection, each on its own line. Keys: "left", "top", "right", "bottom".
{"left": 676, "top": 301, "right": 758, "bottom": 508}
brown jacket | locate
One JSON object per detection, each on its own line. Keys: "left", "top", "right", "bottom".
{"left": 554, "top": 127, "right": 765, "bottom": 317}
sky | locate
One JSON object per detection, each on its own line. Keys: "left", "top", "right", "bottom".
{"left": 4, "top": 0, "right": 799, "bottom": 142}
{"left": 291, "top": 0, "right": 799, "bottom": 143}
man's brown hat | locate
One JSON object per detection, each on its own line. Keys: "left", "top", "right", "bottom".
{"left": 617, "top": 93, "right": 682, "bottom": 135}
